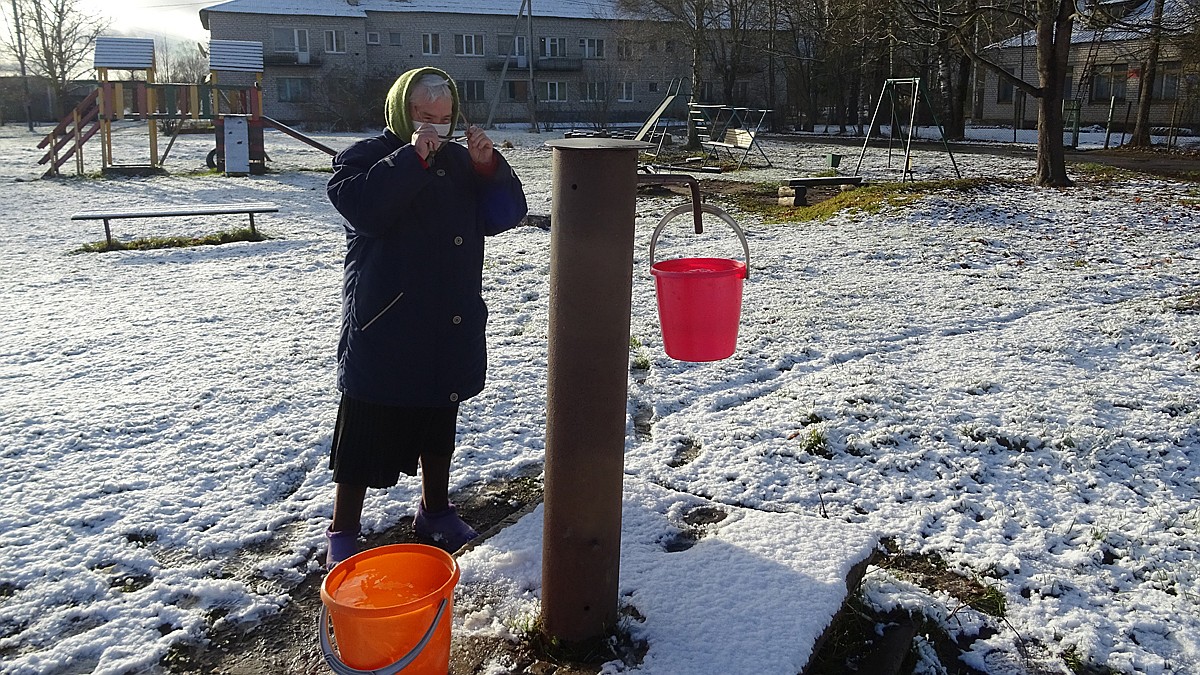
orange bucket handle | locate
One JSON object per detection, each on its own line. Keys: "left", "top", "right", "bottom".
{"left": 650, "top": 203, "right": 750, "bottom": 279}
{"left": 319, "top": 598, "right": 448, "bottom": 675}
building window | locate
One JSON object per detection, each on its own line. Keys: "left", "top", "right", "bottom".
{"left": 540, "top": 37, "right": 566, "bottom": 58}
{"left": 1062, "top": 66, "right": 1074, "bottom": 100}
{"left": 1092, "top": 63, "right": 1127, "bottom": 102}
{"left": 278, "top": 77, "right": 314, "bottom": 103}
{"left": 459, "top": 80, "right": 485, "bottom": 102}
{"left": 580, "top": 38, "right": 604, "bottom": 59}
{"left": 617, "top": 39, "right": 633, "bottom": 60}
{"left": 544, "top": 81, "right": 567, "bottom": 102}
{"left": 455, "top": 34, "right": 484, "bottom": 56}
{"left": 700, "top": 81, "right": 716, "bottom": 102}
{"left": 618, "top": 82, "right": 635, "bottom": 102}
{"left": 272, "top": 27, "right": 309, "bottom": 53}
{"left": 389, "top": 32, "right": 402, "bottom": 46}
{"left": 1153, "top": 61, "right": 1181, "bottom": 100}
{"left": 581, "top": 81, "right": 607, "bottom": 102}
{"left": 325, "top": 30, "right": 346, "bottom": 54}
{"left": 498, "top": 34, "right": 527, "bottom": 57}
{"left": 366, "top": 32, "right": 380, "bottom": 45}
{"left": 997, "top": 69, "right": 1014, "bottom": 103}
{"left": 648, "top": 81, "right": 659, "bottom": 93}
{"left": 734, "top": 80, "right": 749, "bottom": 102}
{"left": 422, "top": 33, "right": 441, "bottom": 56}
{"left": 506, "top": 80, "right": 528, "bottom": 102}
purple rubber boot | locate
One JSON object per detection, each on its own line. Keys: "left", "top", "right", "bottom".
{"left": 325, "top": 527, "right": 360, "bottom": 569}
{"left": 413, "top": 502, "right": 479, "bottom": 551}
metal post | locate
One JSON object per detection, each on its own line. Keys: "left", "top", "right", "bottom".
{"left": 541, "top": 138, "right": 648, "bottom": 643}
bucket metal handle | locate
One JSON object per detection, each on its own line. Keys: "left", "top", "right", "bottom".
{"left": 319, "top": 598, "right": 448, "bottom": 675}
{"left": 649, "top": 203, "right": 750, "bottom": 279}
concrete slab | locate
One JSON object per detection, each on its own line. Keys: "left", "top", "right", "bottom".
{"left": 455, "top": 478, "right": 878, "bottom": 674}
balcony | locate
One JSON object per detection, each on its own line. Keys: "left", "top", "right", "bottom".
{"left": 486, "top": 55, "right": 528, "bottom": 71}
{"left": 535, "top": 57, "right": 583, "bottom": 72}
{"left": 264, "top": 51, "right": 323, "bottom": 67}
{"left": 485, "top": 56, "right": 583, "bottom": 72}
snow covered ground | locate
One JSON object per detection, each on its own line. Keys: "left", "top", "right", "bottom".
{"left": 0, "top": 121, "right": 1197, "bottom": 675}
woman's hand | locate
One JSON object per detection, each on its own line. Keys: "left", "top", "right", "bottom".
{"left": 465, "top": 125, "right": 495, "bottom": 168}
{"left": 411, "top": 123, "right": 442, "bottom": 160}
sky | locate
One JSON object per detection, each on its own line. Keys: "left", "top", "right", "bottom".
{"left": 80, "top": 0, "right": 216, "bottom": 42}
{"left": 0, "top": 123, "right": 1198, "bottom": 674}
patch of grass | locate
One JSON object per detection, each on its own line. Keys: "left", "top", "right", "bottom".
{"left": 1168, "top": 290, "right": 1200, "bottom": 313}
{"left": 794, "top": 427, "right": 831, "bottom": 458}
{"left": 877, "top": 542, "right": 1008, "bottom": 618}
{"left": 629, "top": 335, "right": 651, "bottom": 371}
{"left": 1062, "top": 645, "right": 1122, "bottom": 675}
{"left": 729, "top": 177, "right": 996, "bottom": 224}
{"left": 1071, "top": 162, "right": 1137, "bottom": 181}
{"left": 520, "top": 614, "right": 645, "bottom": 671}
{"left": 72, "top": 227, "right": 269, "bottom": 253}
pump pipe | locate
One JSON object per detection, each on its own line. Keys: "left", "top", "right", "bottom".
{"left": 636, "top": 174, "right": 704, "bottom": 233}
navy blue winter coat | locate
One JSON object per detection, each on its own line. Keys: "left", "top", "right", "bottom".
{"left": 327, "top": 129, "right": 527, "bottom": 406}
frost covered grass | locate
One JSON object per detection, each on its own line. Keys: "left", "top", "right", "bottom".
{"left": 0, "top": 122, "right": 1198, "bottom": 674}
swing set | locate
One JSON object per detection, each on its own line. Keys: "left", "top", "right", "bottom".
{"left": 855, "top": 77, "right": 960, "bottom": 180}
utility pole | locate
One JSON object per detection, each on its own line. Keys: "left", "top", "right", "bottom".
{"left": 11, "top": 0, "right": 34, "bottom": 130}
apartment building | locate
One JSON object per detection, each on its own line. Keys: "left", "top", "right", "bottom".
{"left": 979, "top": 0, "right": 1196, "bottom": 130}
{"left": 199, "top": 0, "right": 696, "bottom": 127}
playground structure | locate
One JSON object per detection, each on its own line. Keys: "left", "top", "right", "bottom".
{"left": 37, "top": 37, "right": 335, "bottom": 178}
{"left": 855, "top": 77, "right": 960, "bottom": 180}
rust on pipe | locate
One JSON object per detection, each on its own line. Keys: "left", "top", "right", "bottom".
{"left": 541, "top": 138, "right": 650, "bottom": 643}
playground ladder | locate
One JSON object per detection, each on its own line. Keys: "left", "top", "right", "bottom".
{"left": 37, "top": 90, "right": 102, "bottom": 177}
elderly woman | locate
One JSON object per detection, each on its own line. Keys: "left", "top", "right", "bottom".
{"left": 324, "top": 67, "right": 527, "bottom": 567}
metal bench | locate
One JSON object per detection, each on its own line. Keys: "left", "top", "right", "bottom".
{"left": 71, "top": 202, "right": 279, "bottom": 246}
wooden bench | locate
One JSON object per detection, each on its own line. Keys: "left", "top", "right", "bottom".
{"left": 779, "top": 176, "right": 865, "bottom": 206}
{"left": 71, "top": 202, "right": 279, "bottom": 246}
{"left": 700, "top": 128, "right": 772, "bottom": 170}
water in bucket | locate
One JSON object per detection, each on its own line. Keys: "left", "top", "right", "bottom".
{"left": 321, "top": 544, "right": 460, "bottom": 674}
{"left": 649, "top": 204, "right": 750, "bottom": 362}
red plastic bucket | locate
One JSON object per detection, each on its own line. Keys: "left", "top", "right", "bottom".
{"left": 649, "top": 204, "right": 750, "bottom": 362}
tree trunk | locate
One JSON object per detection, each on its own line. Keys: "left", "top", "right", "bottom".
{"left": 1129, "top": 0, "right": 1166, "bottom": 146}
{"left": 946, "top": 53, "right": 972, "bottom": 140}
{"left": 1032, "top": 0, "right": 1074, "bottom": 187}
{"left": 685, "top": 4, "right": 705, "bottom": 150}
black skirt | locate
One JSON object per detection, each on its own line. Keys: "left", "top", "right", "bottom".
{"left": 329, "top": 393, "right": 459, "bottom": 488}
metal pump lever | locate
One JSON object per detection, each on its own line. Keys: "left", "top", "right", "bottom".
{"left": 636, "top": 174, "right": 704, "bottom": 234}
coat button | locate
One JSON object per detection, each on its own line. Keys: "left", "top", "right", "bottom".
{"left": 454, "top": 236, "right": 463, "bottom": 245}
{"left": 452, "top": 315, "right": 462, "bottom": 324}
{"left": 436, "top": 169, "right": 446, "bottom": 177}
{"left": 449, "top": 392, "right": 459, "bottom": 402}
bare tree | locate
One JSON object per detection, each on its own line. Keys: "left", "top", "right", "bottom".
{"left": 1, "top": 0, "right": 35, "bottom": 128}
{"left": 907, "top": 0, "right": 1077, "bottom": 186}
{"left": 616, "top": 0, "right": 714, "bottom": 148}
{"left": 6, "top": 0, "right": 106, "bottom": 118}
{"left": 156, "top": 39, "right": 208, "bottom": 84}
{"left": 1129, "top": 0, "right": 1168, "bottom": 146}
{"left": 706, "top": 0, "right": 764, "bottom": 105}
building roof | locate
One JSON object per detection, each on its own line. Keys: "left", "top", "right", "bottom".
{"left": 94, "top": 37, "right": 156, "bottom": 70}
{"left": 988, "top": 0, "right": 1198, "bottom": 49}
{"left": 199, "top": 0, "right": 620, "bottom": 28}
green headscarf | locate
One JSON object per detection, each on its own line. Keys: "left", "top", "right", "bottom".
{"left": 384, "top": 67, "right": 460, "bottom": 140}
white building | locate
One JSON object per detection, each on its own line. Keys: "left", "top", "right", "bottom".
{"left": 199, "top": 0, "right": 696, "bottom": 128}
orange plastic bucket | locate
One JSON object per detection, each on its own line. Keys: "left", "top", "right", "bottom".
{"left": 650, "top": 204, "right": 750, "bottom": 362}
{"left": 320, "top": 544, "right": 460, "bottom": 674}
